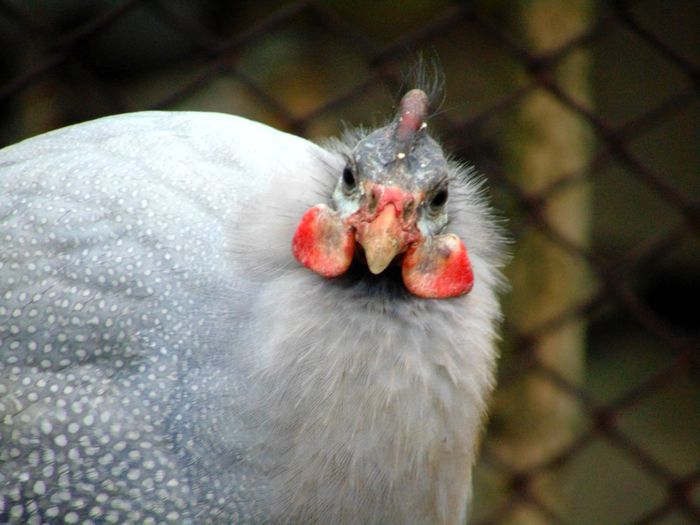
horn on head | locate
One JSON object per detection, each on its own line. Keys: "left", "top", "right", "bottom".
{"left": 395, "top": 89, "right": 429, "bottom": 150}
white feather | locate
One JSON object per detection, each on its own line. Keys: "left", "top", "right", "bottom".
{"left": 1, "top": 109, "right": 506, "bottom": 524}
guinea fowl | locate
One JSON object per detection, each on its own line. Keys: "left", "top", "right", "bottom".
{"left": 0, "top": 88, "right": 506, "bottom": 524}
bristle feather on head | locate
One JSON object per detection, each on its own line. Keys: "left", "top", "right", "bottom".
{"left": 397, "top": 55, "right": 446, "bottom": 118}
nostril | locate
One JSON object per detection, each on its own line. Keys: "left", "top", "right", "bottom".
{"left": 403, "top": 198, "right": 415, "bottom": 220}
{"left": 368, "top": 190, "right": 378, "bottom": 213}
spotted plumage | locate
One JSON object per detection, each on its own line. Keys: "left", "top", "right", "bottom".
{"left": 1, "top": 93, "right": 506, "bottom": 524}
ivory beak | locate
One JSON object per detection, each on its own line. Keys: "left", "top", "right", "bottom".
{"left": 356, "top": 205, "right": 405, "bottom": 275}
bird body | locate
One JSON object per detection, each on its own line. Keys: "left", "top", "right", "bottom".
{"left": 1, "top": 95, "right": 505, "bottom": 524}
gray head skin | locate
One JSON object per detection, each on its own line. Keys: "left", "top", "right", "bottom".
{"left": 0, "top": 90, "right": 506, "bottom": 525}
{"left": 347, "top": 93, "right": 446, "bottom": 188}
{"left": 333, "top": 89, "right": 449, "bottom": 240}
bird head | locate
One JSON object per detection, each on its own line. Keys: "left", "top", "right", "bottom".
{"left": 292, "top": 89, "right": 473, "bottom": 299}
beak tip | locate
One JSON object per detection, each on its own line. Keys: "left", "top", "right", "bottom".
{"left": 364, "top": 242, "right": 399, "bottom": 275}
{"left": 368, "top": 260, "right": 390, "bottom": 275}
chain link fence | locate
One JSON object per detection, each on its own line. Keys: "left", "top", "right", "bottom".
{"left": 1, "top": 1, "right": 698, "bottom": 524}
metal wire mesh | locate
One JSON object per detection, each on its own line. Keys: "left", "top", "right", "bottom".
{"left": 0, "top": 1, "right": 698, "bottom": 523}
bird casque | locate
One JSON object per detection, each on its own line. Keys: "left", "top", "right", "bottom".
{"left": 0, "top": 86, "right": 506, "bottom": 524}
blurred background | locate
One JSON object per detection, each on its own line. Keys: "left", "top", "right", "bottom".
{"left": 0, "top": 1, "right": 698, "bottom": 523}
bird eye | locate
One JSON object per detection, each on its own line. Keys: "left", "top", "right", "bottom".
{"left": 430, "top": 187, "right": 448, "bottom": 209}
{"left": 342, "top": 165, "right": 356, "bottom": 189}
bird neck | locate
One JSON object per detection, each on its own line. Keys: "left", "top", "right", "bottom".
{"left": 249, "top": 269, "right": 499, "bottom": 523}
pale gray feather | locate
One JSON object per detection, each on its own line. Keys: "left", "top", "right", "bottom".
{"left": 0, "top": 108, "right": 506, "bottom": 525}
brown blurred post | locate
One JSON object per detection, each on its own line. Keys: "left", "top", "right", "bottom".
{"left": 490, "top": 0, "right": 595, "bottom": 523}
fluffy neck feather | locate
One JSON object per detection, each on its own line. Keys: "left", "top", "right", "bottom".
{"left": 227, "top": 144, "right": 506, "bottom": 524}
{"left": 248, "top": 264, "right": 499, "bottom": 524}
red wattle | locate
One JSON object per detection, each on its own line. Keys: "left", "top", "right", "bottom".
{"left": 401, "top": 234, "right": 473, "bottom": 299}
{"left": 292, "top": 204, "right": 355, "bottom": 278}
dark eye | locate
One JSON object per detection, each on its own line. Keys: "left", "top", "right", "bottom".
{"left": 430, "top": 187, "right": 448, "bottom": 209}
{"left": 342, "top": 165, "right": 356, "bottom": 189}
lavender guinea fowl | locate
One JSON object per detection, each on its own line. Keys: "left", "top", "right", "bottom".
{"left": 0, "top": 87, "right": 506, "bottom": 524}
